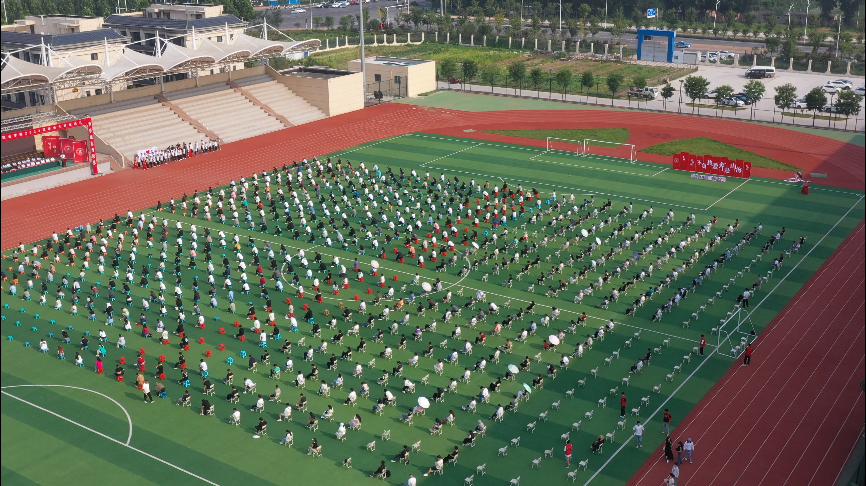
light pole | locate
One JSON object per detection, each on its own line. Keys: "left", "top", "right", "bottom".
{"left": 787, "top": 4, "right": 794, "bottom": 30}
{"left": 520, "top": 0, "right": 524, "bottom": 27}
{"left": 604, "top": 0, "right": 607, "bottom": 27}
{"left": 804, "top": 0, "right": 810, "bottom": 39}
{"left": 713, "top": 0, "right": 720, "bottom": 30}
{"left": 678, "top": 79, "right": 683, "bottom": 113}
{"left": 359, "top": 0, "right": 366, "bottom": 102}
{"left": 835, "top": 13, "right": 842, "bottom": 57}
{"left": 558, "top": 0, "right": 562, "bottom": 35}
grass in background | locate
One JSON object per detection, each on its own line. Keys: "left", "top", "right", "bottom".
{"left": 640, "top": 136, "right": 801, "bottom": 171}
{"left": 482, "top": 128, "right": 630, "bottom": 146}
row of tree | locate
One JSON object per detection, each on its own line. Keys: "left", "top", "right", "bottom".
{"left": 0, "top": 0, "right": 255, "bottom": 23}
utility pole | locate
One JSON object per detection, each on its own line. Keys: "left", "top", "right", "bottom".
{"left": 558, "top": 0, "right": 562, "bottom": 35}
{"left": 787, "top": 4, "right": 794, "bottom": 30}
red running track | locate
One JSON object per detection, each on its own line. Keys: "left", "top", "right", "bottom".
{"left": 627, "top": 220, "right": 866, "bottom": 486}
{"left": 2, "top": 104, "right": 864, "bottom": 250}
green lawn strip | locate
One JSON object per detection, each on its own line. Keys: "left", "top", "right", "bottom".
{"left": 1, "top": 134, "right": 862, "bottom": 486}
{"left": 781, "top": 112, "right": 849, "bottom": 121}
{"left": 639, "top": 136, "right": 801, "bottom": 172}
{"left": 0, "top": 465, "right": 44, "bottom": 486}
{"left": 684, "top": 103, "right": 746, "bottom": 112}
{"left": 481, "top": 128, "right": 630, "bottom": 147}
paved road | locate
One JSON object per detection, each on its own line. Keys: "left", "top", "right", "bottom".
{"left": 587, "top": 31, "right": 819, "bottom": 55}
{"left": 258, "top": 1, "right": 417, "bottom": 29}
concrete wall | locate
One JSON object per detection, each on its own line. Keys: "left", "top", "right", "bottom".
{"left": 58, "top": 65, "right": 267, "bottom": 113}
{"left": 347, "top": 58, "right": 436, "bottom": 97}
{"left": 267, "top": 66, "right": 363, "bottom": 117}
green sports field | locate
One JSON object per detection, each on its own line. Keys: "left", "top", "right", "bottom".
{"left": 2, "top": 133, "right": 863, "bottom": 486}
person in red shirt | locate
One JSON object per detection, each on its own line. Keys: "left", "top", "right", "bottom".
{"left": 699, "top": 335, "right": 706, "bottom": 356}
{"left": 564, "top": 440, "right": 573, "bottom": 467}
{"left": 620, "top": 392, "right": 627, "bottom": 418}
{"left": 662, "top": 408, "right": 672, "bottom": 435}
{"left": 743, "top": 344, "right": 753, "bottom": 366}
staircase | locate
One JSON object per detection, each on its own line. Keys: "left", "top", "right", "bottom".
{"left": 235, "top": 75, "right": 326, "bottom": 126}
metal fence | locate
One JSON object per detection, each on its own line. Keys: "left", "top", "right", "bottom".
{"left": 365, "top": 80, "right": 407, "bottom": 104}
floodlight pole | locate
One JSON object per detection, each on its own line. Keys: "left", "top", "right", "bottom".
{"left": 804, "top": 0, "right": 810, "bottom": 39}
{"left": 834, "top": 13, "right": 842, "bottom": 58}
{"left": 787, "top": 4, "right": 794, "bottom": 30}
{"left": 558, "top": 0, "right": 562, "bottom": 35}
{"left": 713, "top": 0, "right": 719, "bottom": 30}
{"left": 359, "top": 0, "right": 366, "bottom": 102}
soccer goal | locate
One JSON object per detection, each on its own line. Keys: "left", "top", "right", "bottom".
{"left": 715, "top": 306, "right": 756, "bottom": 353}
{"left": 581, "top": 139, "right": 637, "bottom": 163}
{"left": 544, "top": 137, "right": 583, "bottom": 156}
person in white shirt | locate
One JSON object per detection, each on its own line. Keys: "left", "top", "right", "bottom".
{"left": 251, "top": 395, "right": 265, "bottom": 412}
{"left": 344, "top": 388, "right": 357, "bottom": 405}
{"left": 335, "top": 422, "right": 347, "bottom": 440}
{"left": 633, "top": 421, "right": 645, "bottom": 448}
{"left": 279, "top": 429, "right": 293, "bottom": 445}
{"left": 462, "top": 398, "right": 477, "bottom": 412}
{"left": 423, "top": 456, "right": 444, "bottom": 476}
{"left": 278, "top": 404, "right": 292, "bottom": 421}
{"left": 491, "top": 404, "right": 504, "bottom": 421}
{"left": 404, "top": 474, "right": 417, "bottom": 486}
{"left": 117, "top": 335, "right": 126, "bottom": 348}
{"left": 243, "top": 377, "right": 255, "bottom": 393}
{"left": 230, "top": 408, "right": 241, "bottom": 425}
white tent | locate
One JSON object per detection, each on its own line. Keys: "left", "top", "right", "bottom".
{"left": 98, "top": 49, "right": 166, "bottom": 82}
{"left": 1, "top": 54, "right": 101, "bottom": 90}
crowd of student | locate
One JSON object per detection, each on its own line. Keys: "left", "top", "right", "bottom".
{"left": 133, "top": 139, "right": 220, "bottom": 169}
{"left": 1, "top": 156, "right": 59, "bottom": 175}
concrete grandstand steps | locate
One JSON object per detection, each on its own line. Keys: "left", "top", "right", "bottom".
{"left": 235, "top": 75, "right": 326, "bottom": 126}
{"left": 71, "top": 98, "right": 208, "bottom": 161}
{"left": 164, "top": 83, "right": 284, "bottom": 143}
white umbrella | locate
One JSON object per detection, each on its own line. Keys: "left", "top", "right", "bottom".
{"left": 370, "top": 259, "right": 380, "bottom": 269}
{"left": 522, "top": 383, "right": 532, "bottom": 393}
{"left": 596, "top": 237, "right": 602, "bottom": 246}
{"left": 549, "top": 335, "right": 560, "bottom": 346}
{"left": 421, "top": 282, "right": 432, "bottom": 292}
{"left": 507, "top": 364, "right": 520, "bottom": 374}
{"left": 418, "top": 397, "right": 430, "bottom": 409}
{"left": 581, "top": 229, "right": 589, "bottom": 237}
{"left": 471, "top": 242, "right": 479, "bottom": 249}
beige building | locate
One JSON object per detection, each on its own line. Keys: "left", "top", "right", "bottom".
{"left": 143, "top": 3, "right": 225, "bottom": 20}
{"left": 3, "top": 15, "right": 106, "bottom": 35}
{"left": 348, "top": 57, "right": 436, "bottom": 98}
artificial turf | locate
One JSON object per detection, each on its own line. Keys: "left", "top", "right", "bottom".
{"left": 2, "top": 133, "right": 863, "bottom": 486}
{"left": 480, "top": 129, "right": 631, "bottom": 146}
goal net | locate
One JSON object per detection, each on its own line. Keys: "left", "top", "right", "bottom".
{"left": 545, "top": 137, "right": 582, "bottom": 155}
{"left": 715, "top": 306, "right": 755, "bottom": 354}
{"left": 581, "top": 139, "right": 637, "bottom": 163}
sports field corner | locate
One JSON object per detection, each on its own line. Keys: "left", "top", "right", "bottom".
{"left": 2, "top": 104, "right": 865, "bottom": 486}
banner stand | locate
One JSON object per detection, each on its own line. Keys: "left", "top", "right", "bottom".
{"left": 1, "top": 117, "right": 98, "bottom": 175}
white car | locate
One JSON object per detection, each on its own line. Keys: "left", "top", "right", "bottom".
{"left": 707, "top": 52, "right": 719, "bottom": 62}
{"left": 855, "top": 85, "right": 866, "bottom": 96}
{"left": 828, "top": 79, "right": 853, "bottom": 90}
{"left": 720, "top": 98, "right": 745, "bottom": 107}
{"left": 717, "top": 50, "right": 735, "bottom": 60}
{"left": 791, "top": 98, "right": 808, "bottom": 109}
{"left": 290, "top": 8, "right": 307, "bottom": 13}
{"left": 820, "top": 84, "right": 838, "bottom": 94}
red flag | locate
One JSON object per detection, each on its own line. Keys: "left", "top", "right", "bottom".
{"left": 742, "top": 160, "right": 752, "bottom": 179}
{"left": 717, "top": 157, "right": 731, "bottom": 176}
{"left": 72, "top": 140, "right": 87, "bottom": 163}
{"left": 672, "top": 153, "right": 683, "bottom": 170}
{"left": 60, "top": 138, "right": 75, "bottom": 161}
{"left": 695, "top": 155, "right": 708, "bottom": 174}
{"left": 731, "top": 159, "right": 744, "bottom": 178}
{"left": 687, "top": 153, "right": 698, "bottom": 172}
{"left": 42, "top": 135, "right": 61, "bottom": 158}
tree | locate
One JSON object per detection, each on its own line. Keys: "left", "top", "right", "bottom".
{"left": 683, "top": 75, "right": 710, "bottom": 114}
{"left": 480, "top": 64, "right": 502, "bottom": 93}
{"left": 713, "top": 85, "right": 735, "bottom": 110}
{"left": 742, "top": 80, "right": 766, "bottom": 120}
{"left": 774, "top": 83, "right": 798, "bottom": 124}
{"left": 509, "top": 15, "right": 521, "bottom": 31}
{"left": 508, "top": 60, "right": 526, "bottom": 95}
{"left": 554, "top": 66, "right": 573, "bottom": 100}
{"left": 440, "top": 59, "right": 458, "bottom": 80}
{"left": 493, "top": 12, "right": 506, "bottom": 31}
{"left": 808, "top": 32, "right": 823, "bottom": 53}
{"left": 661, "top": 84, "right": 675, "bottom": 111}
{"left": 804, "top": 87, "right": 827, "bottom": 126}
{"left": 605, "top": 73, "right": 624, "bottom": 106}
{"left": 324, "top": 16, "right": 335, "bottom": 29}
{"left": 834, "top": 90, "right": 863, "bottom": 129}
{"left": 764, "top": 36, "right": 781, "bottom": 56}
{"left": 580, "top": 71, "right": 594, "bottom": 99}
{"left": 462, "top": 59, "right": 479, "bottom": 89}
{"left": 744, "top": 12, "right": 756, "bottom": 30}
{"left": 588, "top": 16, "right": 600, "bottom": 38}
{"left": 632, "top": 76, "right": 647, "bottom": 89}
{"left": 529, "top": 67, "right": 544, "bottom": 97}
{"left": 313, "top": 16, "right": 323, "bottom": 29}
{"left": 339, "top": 14, "right": 353, "bottom": 31}
{"left": 684, "top": 7, "right": 697, "bottom": 24}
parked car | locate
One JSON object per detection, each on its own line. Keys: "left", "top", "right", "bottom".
{"left": 820, "top": 84, "right": 839, "bottom": 94}
{"left": 699, "top": 53, "right": 707, "bottom": 62}
{"left": 719, "top": 98, "right": 745, "bottom": 107}
{"left": 674, "top": 41, "right": 691, "bottom": 48}
{"left": 717, "top": 50, "right": 734, "bottom": 60}
{"left": 823, "top": 104, "right": 839, "bottom": 113}
{"left": 707, "top": 89, "right": 720, "bottom": 99}
{"left": 733, "top": 93, "right": 752, "bottom": 105}
{"left": 855, "top": 85, "right": 866, "bottom": 96}
{"left": 791, "top": 98, "right": 808, "bottom": 109}
{"left": 290, "top": 8, "right": 306, "bottom": 13}
{"left": 828, "top": 79, "right": 853, "bottom": 90}
{"left": 707, "top": 52, "right": 719, "bottom": 62}
{"left": 448, "top": 77, "right": 461, "bottom": 84}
